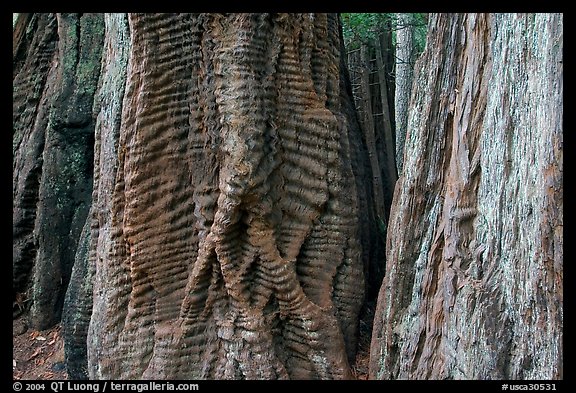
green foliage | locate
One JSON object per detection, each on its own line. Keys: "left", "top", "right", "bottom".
{"left": 341, "top": 13, "right": 393, "bottom": 49}
{"left": 377, "top": 216, "right": 387, "bottom": 241}
{"left": 341, "top": 13, "right": 428, "bottom": 57}
{"left": 410, "top": 13, "right": 428, "bottom": 56}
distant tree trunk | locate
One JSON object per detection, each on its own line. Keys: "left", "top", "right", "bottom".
{"left": 344, "top": 46, "right": 387, "bottom": 302}
{"left": 370, "top": 13, "right": 563, "bottom": 379}
{"left": 57, "top": 13, "right": 371, "bottom": 380}
{"left": 375, "top": 33, "right": 397, "bottom": 188}
{"left": 393, "top": 13, "right": 415, "bottom": 175}
{"left": 12, "top": 13, "right": 103, "bottom": 329}
{"left": 359, "top": 44, "right": 385, "bottom": 222}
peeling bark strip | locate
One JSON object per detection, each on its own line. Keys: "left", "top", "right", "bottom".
{"left": 370, "top": 13, "right": 563, "bottom": 379}
{"left": 86, "top": 13, "right": 366, "bottom": 380}
{"left": 13, "top": 13, "right": 104, "bottom": 329}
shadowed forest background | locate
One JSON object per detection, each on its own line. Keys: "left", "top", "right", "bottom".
{"left": 13, "top": 13, "right": 562, "bottom": 380}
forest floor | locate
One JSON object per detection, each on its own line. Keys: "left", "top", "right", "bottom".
{"left": 13, "top": 303, "right": 373, "bottom": 381}
{"left": 13, "top": 316, "right": 67, "bottom": 380}
{"left": 350, "top": 300, "right": 375, "bottom": 380}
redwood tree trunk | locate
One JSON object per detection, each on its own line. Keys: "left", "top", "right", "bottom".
{"left": 13, "top": 13, "right": 103, "bottom": 329}
{"left": 63, "top": 14, "right": 131, "bottom": 379}
{"left": 14, "top": 12, "right": 374, "bottom": 381}
{"left": 80, "top": 13, "right": 368, "bottom": 380}
{"left": 369, "top": 13, "right": 563, "bottom": 379}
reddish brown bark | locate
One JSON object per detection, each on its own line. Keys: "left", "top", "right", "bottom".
{"left": 84, "top": 13, "right": 369, "bottom": 380}
{"left": 370, "top": 13, "right": 563, "bottom": 380}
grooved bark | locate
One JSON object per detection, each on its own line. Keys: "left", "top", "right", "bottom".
{"left": 85, "top": 13, "right": 367, "bottom": 380}
{"left": 13, "top": 13, "right": 58, "bottom": 305}
{"left": 30, "top": 13, "right": 104, "bottom": 330}
{"left": 13, "top": 13, "right": 104, "bottom": 329}
{"left": 63, "top": 13, "right": 131, "bottom": 379}
{"left": 370, "top": 13, "right": 563, "bottom": 380}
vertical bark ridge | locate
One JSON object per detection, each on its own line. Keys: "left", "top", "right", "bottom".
{"left": 370, "top": 13, "right": 562, "bottom": 380}
{"left": 14, "top": 13, "right": 104, "bottom": 330}
{"left": 111, "top": 13, "right": 199, "bottom": 379}
{"left": 13, "top": 13, "right": 58, "bottom": 305}
{"left": 67, "top": 14, "right": 131, "bottom": 380}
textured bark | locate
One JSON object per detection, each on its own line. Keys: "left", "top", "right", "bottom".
{"left": 62, "top": 13, "right": 131, "bottom": 379}
{"left": 62, "top": 214, "right": 92, "bottom": 378}
{"left": 13, "top": 13, "right": 104, "bottom": 329}
{"left": 394, "top": 13, "right": 415, "bottom": 175}
{"left": 31, "top": 13, "right": 103, "bottom": 330}
{"left": 13, "top": 13, "right": 58, "bottom": 307}
{"left": 337, "top": 31, "right": 377, "bottom": 361}
{"left": 370, "top": 13, "right": 563, "bottom": 379}
{"left": 83, "top": 13, "right": 367, "bottom": 380}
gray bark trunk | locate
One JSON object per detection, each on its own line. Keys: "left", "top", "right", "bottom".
{"left": 394, "top": 13, "right": 415, "bottom": 175}
{"left": 63, "top": 13, "right": 131, "bottom": 379}
{"left": 13, "top": 13, "right": 104, "bottom": 329}
{"left": 13, "top": 13, "right": 58, "bottom": 309}
{"left": 370, "top": 13, "right": 563, "bottom": 380}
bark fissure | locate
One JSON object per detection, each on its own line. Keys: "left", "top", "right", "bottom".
{"left": 370, "top": 13, "right": 562, "bottom": 380}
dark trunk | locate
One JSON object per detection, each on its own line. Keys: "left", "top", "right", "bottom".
{"left": 62, "top": 14, "right": 132, "bottom": 379}
{"left": 13, "top": 13, "right": 103, "bottom": 329}
{"left": 13, "top": 13, "right": 58, "bottom": 311}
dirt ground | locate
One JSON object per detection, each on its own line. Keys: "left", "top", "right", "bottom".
{"left": 13, "top": 316, "right": 67, "bottom": 380}
{"left": 350, "top": 300, "right": 374, "bottom": 380}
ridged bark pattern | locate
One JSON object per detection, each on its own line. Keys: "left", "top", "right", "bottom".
{"left": 87, "top": 13, "right": 366, "bottom": 380}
